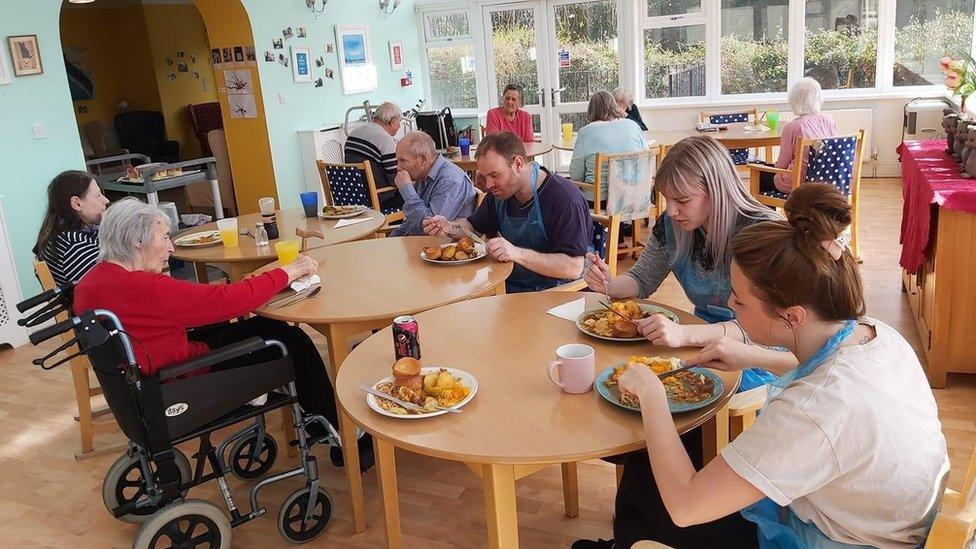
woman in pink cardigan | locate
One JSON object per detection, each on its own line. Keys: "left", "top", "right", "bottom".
{"left": 485, "top": 84, "right": 535, "bottom": 143}
{"left": 760, "top": 77, "right": 837, "bottom": 195}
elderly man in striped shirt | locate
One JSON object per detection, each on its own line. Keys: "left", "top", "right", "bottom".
{"left": 343, "top": 101, "right": 404, "bottom": 211}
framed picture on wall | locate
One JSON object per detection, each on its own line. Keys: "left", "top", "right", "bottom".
{"left": 8, "top": 35, "right": 43, "bottom": 76}
{"left": 335, "top": 25, "right": 377, "bottom": 95}
{"left": 291, "top": 46, "right": 312, "bottom": 83}
{"left": 389, "top": 41, "right": 403, "bottom": 71}
{"left": 0, "top": 42, "right": 11, "bottom": 85}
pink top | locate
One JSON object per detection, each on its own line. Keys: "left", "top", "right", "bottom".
{"left": 774, "top": 113, "right": 838, "bottom": 193}
{"left": 485, "top": 107, "right": 535, "bottom": 143}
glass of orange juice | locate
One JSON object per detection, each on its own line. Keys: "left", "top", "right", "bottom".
{"left": 275, "top": 240, "right": 300, "bottom": 265}
{"left": 216, "top": 218, "right": 239, "bottom": 248}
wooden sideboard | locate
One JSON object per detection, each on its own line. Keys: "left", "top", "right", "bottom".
{"left": 902, "top": 205, "right": 976, "bottom": 388}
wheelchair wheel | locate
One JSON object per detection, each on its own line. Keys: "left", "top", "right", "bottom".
{"left": 228, "top": 432, "right": 278, "bottom": 480}
{"left": 102, "top": 448, "right": 192, "bottom": 524}
{"left": 133, "top": 499, "right": 231, "bottom": 549}
{"left": 276, "top": 486, "right": 333, "bottom": 543}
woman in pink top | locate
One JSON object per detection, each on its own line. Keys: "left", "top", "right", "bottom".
{"left": 485, "top": 84, "right": 535, "bottom": 142}
{"left": 760, "top": 77, "right": 838, "bottom": 195}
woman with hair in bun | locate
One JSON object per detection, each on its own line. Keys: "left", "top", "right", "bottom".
{"left": 575, "top": 184, "right": 948, "bottom": 549}
{"left": 585, "top": 135, "right": 794, "bottom": 392}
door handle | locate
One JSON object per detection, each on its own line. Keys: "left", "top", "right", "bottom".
{"left": 538, "top": 87, "right": 547, "bottom": 108}
{"left": 551, "top": 87, "right": 566, "bottom": 105}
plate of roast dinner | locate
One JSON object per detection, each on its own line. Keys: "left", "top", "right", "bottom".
{"left": 576, "top": 300, "right": 680, "bottom": 342}
{"left": 420, "top": 237, "right": 486, "bottom": 264}
{"left": 365, "top": 357, "right": 478, "bottom": 418}
{"left": 596, "top": 355, "right": 724, "bottom": 413}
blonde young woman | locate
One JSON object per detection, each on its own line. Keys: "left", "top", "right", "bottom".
{"left": 585, "top": 136, "right": 795, "bottom": 390}
{"left": 575, "top": 184, "right": 947, "bottom": 548}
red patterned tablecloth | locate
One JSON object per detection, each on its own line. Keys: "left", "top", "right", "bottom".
{"left": 899, "top": 139, "right": 976, "bottom": 272}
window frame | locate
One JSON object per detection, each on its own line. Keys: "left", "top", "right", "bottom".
{"left": 416, "top": 7, "right": 486, "bottom": 116}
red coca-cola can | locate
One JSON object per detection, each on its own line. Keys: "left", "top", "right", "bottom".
{"left": 393, "top": 315, "right": 421, "bottom": 360}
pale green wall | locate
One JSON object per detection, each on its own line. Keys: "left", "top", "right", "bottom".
{"left": 0, "top": 0, "right": 426, "bottom": 295}
{"left": 242, "top": 0, "right": 427, "bottom": 209}
{"left": 0, "top": 1, "right": 86, "bottom": 298}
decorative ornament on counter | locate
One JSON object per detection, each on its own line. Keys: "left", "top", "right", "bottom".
{"left": 962, "top": 125, "right": 976, "bottom": 177}
{"left": 944, "top": 111, "right": 959, "bottom": 154}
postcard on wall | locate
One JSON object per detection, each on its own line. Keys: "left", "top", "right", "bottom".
{"left": 233, "top": 46, "right": 245, "bottom": 63}
{"left": 229, "top": 93, "right": 257, "bottom": 119}
{"left": 291, "top": 46, "right": 312, "bottom": 83}
{"left": 389, "top": 41, "right": 403, "bottom": 71}
{"left": 222, "top": 47, "right": 234, "bottom": 64}
{"left": 245, "top": 46, "right": 256, "bottom": 64}
{"left": 224, "top": 69, "right": 253, "bottom": 95}
{"left": 210, "top": 48, "right": 222, "bottom": 66}
{"left": 273, "top": 38, "right": 284, "bottom": 50}
{"left": 8, "top": 35, "right": 43, "bottom": 76}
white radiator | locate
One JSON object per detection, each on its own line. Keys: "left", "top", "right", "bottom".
{"left": 0, "top": 197, "right": 28, "bottom": 348}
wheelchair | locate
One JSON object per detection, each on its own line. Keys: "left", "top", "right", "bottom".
{"left": 17, "top": 284, "right": 342, "bottom": 547}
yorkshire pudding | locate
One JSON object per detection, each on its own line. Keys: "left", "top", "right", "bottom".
{"left": 611, "top": 320, "right": 639, "bottom": 338}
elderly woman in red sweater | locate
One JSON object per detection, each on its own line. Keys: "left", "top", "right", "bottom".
{"left": 74, "top": 198, "right": 373, "bottom": 471}
{"left": 485, "top": 84, "right": 535, "bottom": 143}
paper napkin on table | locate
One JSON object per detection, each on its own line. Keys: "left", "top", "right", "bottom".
{"left": 333, "top": 217, "right": 371, "bottom": 228}
{"left": 290, "top": 274, "right": 321, "bottom": 292}
{"left": 546, "top": 298, "right": 586, "bottom": 321}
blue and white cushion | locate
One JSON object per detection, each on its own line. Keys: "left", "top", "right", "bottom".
{"left": 325, "top": 165, "right": 374, "bottom": 207}
{"left": 759, "top": 189, "right": 789, "bottom": 201}
{"left": 804, "top": 136, "right": 857, "bottom": 197}
{"left": 710, "top": 113, "right": 751, "bottom": 165}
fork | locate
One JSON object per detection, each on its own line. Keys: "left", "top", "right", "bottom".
{"left": 598, "top": 298, "right": 639, "bottom": 327}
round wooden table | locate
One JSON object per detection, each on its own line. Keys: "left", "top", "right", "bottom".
{"left": 170, "top": 208, "right": 384, "bottom": 282}
{"left": 335, "top": 292, "right": 740, "bottom": 548}
{"left": 449, "top": 142, "right": 554, "bottom": 171}
{"left": 555, "top": 127, "right": 782, "bottom": 158}
{"left": 253, "top": 235, "right": 513, "bottom": 534}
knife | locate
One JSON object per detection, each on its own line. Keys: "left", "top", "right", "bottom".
{"left": 267, "top": 285, "right": 321, "bottom": 310}
{"left": 658, "top": 361, "right": 697, "bottom": 380}
{"left": 461, "top": 227, "right": 486, "bottom": 246}
{"left": 356, "top": 385, "right": 462, "bottom": 414}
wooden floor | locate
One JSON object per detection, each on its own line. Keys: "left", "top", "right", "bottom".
{"left": 1, "top": 178, "right": 973, "bottom": 548}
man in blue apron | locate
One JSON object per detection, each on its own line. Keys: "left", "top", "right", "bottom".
{"left": 423, "top": 131, "right": 591, "bottom": 293}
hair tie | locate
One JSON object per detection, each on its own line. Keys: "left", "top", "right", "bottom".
{"left": 821, "top": 234, "right": 851, "bottom": 260}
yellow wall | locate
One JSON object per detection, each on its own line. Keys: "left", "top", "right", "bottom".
{"left": 142, "top": 4, "right": 218, "bottom": 159}
{"left": 61, "top": 6, "right": 161, "bottom": 132}
{"left": 195, "top": 0, "right": 277, "bottom": 213}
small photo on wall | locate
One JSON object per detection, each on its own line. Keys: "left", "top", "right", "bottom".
{"left": 297, "top": 27, "right": 307, "bottom": 39}
{"left": 264, "top": 51, "right": 275, "bottom": 62}
{"left": 177, "top": 50, "right": 185, "bottom": 58}
{"left": 224, "top": 69, "right": 252, "bottom": 94}
{"left": 272, "top": 38, "right": 283, "bottom": 50}
{"left": 278, "top": 53, "right": 289, "bottom": 67}
{"left": 282, "top": 27, "right": 294, "bottom": 40}
{"left": 245, "top": 46, "right": 256, "bottom": 62}
{"left": 222, "top": 47, "right": 233, "bottom": 63}
{"left": 233, "top": 46, "right": 244, "bottom": 63}
{"left": 324, "top": 68, "right": 333, "bottom": 79}
{"left": 315, "top": 56, "right": 324, "bottom": 68}
{"left": 8, "top": 35, "right": 43, "bottom": 76}
{"left": 325, "top": 43, "right": 334, "bottom": 54}
{"left": 314, "top": 77, "right": 323, "bottom": 88}
{"left": 177, "top": 62, "right": 189, "bottom": 73}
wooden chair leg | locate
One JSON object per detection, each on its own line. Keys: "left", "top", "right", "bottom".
{"left": 70, "top": 362, "right": 94, "bottom": 456}
{"left": 615, "top": 463, "right": 624, "bottom": 486}
{"left": 631, "top": 220, "right": 643, "bottom": 259}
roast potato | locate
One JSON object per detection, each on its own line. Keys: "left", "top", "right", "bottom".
{"left": 457, "top": 237, "right": 475, "bottom": 254}
{"left": 424, "top": 246, "right": 442, "bottom": 260}
{"left": 441, "top": 245, "right": 457, "bottom": 260}
{"left": 611, "top": 320, "right": 639, "bottom": 338}
{"left": 454, "top": 251, "right": 469, "bottom": 260}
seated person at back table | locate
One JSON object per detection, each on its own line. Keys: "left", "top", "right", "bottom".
{"left": 391, "top": 131, "right": 476, "bottom": 236}
{"left": 613, "top": 86, "right": 648, "bottom": 131}
{"left": 423, "top": 131, "right": 591, "bottom": 293}
{"left": 760, "top": 77, "right": 837, "bottom": 195}
{"left": 343, "top": 101, "right": 404, "bottom": 211}
{"left": 484, "top": 84, "right": 536, "bottom": 143}
{"left": 34, "top": 170, "right": 110, "bottom": 286}
{"left": 570, "top": 90, "right": 647, "bottom": 205}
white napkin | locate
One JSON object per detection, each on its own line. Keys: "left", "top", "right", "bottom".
{"left": 333, "top": 217, "right": 371, "bottom": 228}
{"left": 546, "top": 298, "right": 586, "bottom": 321}
{"left": 290, "top": 274, "right": 321, "bottom": 292}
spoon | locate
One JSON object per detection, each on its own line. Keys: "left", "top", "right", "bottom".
{"left": 239, "top": 227, "right": 255, "bottom": 239}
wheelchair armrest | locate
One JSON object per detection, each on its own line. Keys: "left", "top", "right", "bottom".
{"left": 157, "top": 336, "right": 271, "bottom": 381}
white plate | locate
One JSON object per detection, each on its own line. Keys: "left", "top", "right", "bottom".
{"left": 319, "top": 205, "right": 367, "bottom": 219}
{"left": 420, "top": 242, "right": 487, "bottom": 265}
{"left": 117, "top": 169, "right": 201, "bottom": 183}
{"left": 743, "top": 125, "right": 771, "bottom": 132}
{"left": 576, "top": 303, "right": 681, "bottom": 342}
{"left": 173, "top": 230, "right": 222, "bottom": 248}
{"left": 366, "top": 367, "right": 478, "bottom": 419}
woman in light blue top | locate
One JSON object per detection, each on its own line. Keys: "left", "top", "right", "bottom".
{"left": 569, "top": 91, "right": 647, "bottom": 204}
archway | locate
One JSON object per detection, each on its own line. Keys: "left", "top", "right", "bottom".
{"left": 58, "top": 0, "right": 277, "bottom": 217}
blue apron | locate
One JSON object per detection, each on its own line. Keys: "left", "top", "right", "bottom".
{"left": 663, "top": 219, "right": 776, "bottom": 391}
{"left": 741, "top": 321, "right": 874, "bottom": 549}
{"left": 496, "top": 163, "right": 570, "bottom": 293}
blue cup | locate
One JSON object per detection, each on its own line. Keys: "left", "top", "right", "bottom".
{"left": 300, "top": 191, "right": 318, "bottom": 218}
{"left": 459, "top": 137, "right": 471, "bottom": 157}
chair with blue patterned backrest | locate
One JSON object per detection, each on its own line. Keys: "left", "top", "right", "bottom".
{"left": 746, "top": 129, "right": 865, "bottom": 259}
{"left": 700, "top": 108, "right": 759, "bottom": 167}
{"left": 316, "top": 160, "right": 404, "bottom": 227}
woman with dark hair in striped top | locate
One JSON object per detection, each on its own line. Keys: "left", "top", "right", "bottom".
{"left": 33, "top": 170, "right": 109, "bottom": 286}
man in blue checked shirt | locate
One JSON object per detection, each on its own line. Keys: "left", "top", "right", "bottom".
{"left": 391, "top": 131, "right": 477, "bottom": 237}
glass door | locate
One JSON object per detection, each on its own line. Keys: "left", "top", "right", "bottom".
{"left": 483, "top": 2, "right": 549, "bottom": 140}
{"left": 546, "top": 0, "right": 620, "bottom": 135}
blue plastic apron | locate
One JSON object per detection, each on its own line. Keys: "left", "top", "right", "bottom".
{"left": 663, "top": 219, "right": 776, "bottom": 391}
{"left": 740, "top": 321, "right": 871, "bottom": 549}
{"left": 496, "top": 163, "right": 570, "bottom": 293}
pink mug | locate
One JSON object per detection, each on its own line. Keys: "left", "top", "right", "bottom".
{"left": 547, "top": 343, "right": 595, "bottom": 394}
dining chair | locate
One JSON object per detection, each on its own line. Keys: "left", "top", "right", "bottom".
{"left": 545, "top": 211, "right": 622, "bottom": 293}
{"left": 317, "top": 160, "right": 405, "bottom": 230}
{"left": 34, "top": 260, "right": 124, "bottom": 460}
{"left": 746, "top": 130, "right": 865, "bottom": 259}
{"left": 575, "top": 148, "right": 659, "bottom": 261}
{"left": 700, "top": 108, "right": 760, "bottom": 167}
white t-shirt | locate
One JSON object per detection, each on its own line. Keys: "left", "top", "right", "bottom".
{"left": 721, "top": 317, "right": 949, "bottom": 548}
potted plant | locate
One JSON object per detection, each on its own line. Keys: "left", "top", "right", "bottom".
{"left": 941, "top": 54, "right": 976, "bottom": 111}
